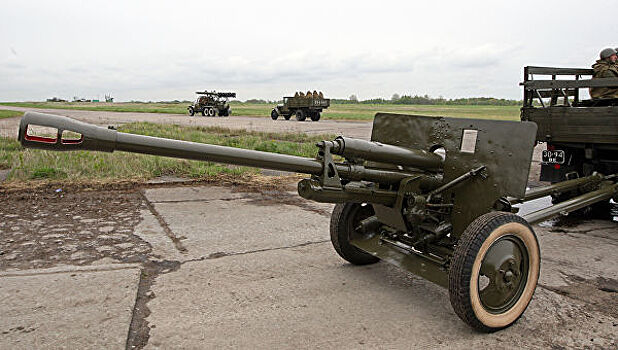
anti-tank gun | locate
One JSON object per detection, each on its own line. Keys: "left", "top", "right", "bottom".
{"left": 18, "top": 111, "right": 618, "bottom": 331}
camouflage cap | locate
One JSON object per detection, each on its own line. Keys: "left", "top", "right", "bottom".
{"left": 600, "top": 48, "right": 617, "bottom": 59}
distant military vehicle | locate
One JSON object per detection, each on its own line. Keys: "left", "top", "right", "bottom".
{"left": 271, "top": 91, "right": 330, "bottom": 121}
{"left": 188, "top": 91, "right": 236, "bottom": 117}
{"left": 520, "top": 66, "right": 618, "bottom": 214}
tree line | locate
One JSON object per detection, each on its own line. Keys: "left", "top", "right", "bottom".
{"left": 333, "top": 94, "right": 521, "bottom": 106}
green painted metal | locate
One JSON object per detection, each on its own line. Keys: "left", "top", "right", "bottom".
{"left": 522, "top": 182, "right": 618, "bottom": 224}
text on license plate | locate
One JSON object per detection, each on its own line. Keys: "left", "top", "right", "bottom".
{"left": 542, "top": 150, "right": 565, "bottom": 164}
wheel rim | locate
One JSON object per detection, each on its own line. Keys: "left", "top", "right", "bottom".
{"left": 346, "top": 203, "right": 375, "bottom": 242}
{"left": 478, "top": 235, "right": 529, "bottom": 314}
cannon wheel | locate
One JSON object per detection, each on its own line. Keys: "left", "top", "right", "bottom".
{"left": 448, "top": 212, "right": 540, "bottom": 332}
{"left": 295, "top": 109, "right": 306, "bottom": 121}
{"left": 330, "top": 203, "right": 380, "bottom": 265}
{"left": 271, "top": 109, "right": 279, "bottom": 120}
{"left": 188, "top": 107, "right": 195, "bottom": 116}
{"left": 310, "top": 111, "right": 321, "bottom": 121}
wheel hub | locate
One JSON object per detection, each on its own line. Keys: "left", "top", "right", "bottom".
{"left": 478, "top": 235, "right": 529, "bottom": 313}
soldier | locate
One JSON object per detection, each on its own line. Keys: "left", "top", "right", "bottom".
{"left": 590, "top": 48, "right": 618, "bottom": 99}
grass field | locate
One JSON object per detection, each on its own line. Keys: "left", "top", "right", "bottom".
{"left": 0, "top": 110, "right": 24, "bottom": 119}
{"left": 0, "top": 123, "right": 335, "bottom": 184}
{"left": 0, "top": 102, "right": 521, "bottom": 121}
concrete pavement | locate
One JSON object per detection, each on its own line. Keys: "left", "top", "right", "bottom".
{"left": 1, "top": 184, "right": 616, "bottom": 349}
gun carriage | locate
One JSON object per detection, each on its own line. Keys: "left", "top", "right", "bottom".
{"left": 18, "top": 101, "right": 617, "bottom": 331}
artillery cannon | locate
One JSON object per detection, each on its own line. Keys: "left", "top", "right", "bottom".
{"left": 18, "top": 111, "right": 618, "bottom": 332}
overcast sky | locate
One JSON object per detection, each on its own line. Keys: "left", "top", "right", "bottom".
{"left": 1, "top": 0, "right": 616, "bottom": 102}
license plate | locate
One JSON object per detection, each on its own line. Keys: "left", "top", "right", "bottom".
{"left": 542, "top": 150, "right": 565, "bottom": 164}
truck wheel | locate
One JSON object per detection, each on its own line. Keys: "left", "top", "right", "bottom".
{"left": 310, "top": 112, "right": 321, "bottom": 121}
{"left": 271, "top": 109, "right": 279, "bottom": 120}
{"left": 201, "top": 108, "right": 207, "bottom": 116}
{"left": 295, "top": 110, "right": 306, "bottom": 121}
{"left": 448, "top": 212, "right": 540, "bottom": 332}
{"left": 188, "top": 107, "right": 195, "bottom": 116}
{"left": 284, "top": 114, "right": 291, "bottom": 120}
{"left": 225, "top": 108, "right": 231, "bottom": 117}
{"left": 330, "top": 203, "right": 380, "bottom": 266}
{"left": 209, "top": 108, "right": 216, "bottom": 117}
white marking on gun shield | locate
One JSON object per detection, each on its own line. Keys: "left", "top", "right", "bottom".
{"left": 460, "top": 129, "right": 478, "bottom": 154}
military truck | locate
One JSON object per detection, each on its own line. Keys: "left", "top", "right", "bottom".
{"left": 188, "top": 91, "right": 236, "bottom": 117}
{"left": 520, "top": 66, "right": 618, "bottom": 212}
{"left": 271, "top": 91, "right": 330, "bottom": 121}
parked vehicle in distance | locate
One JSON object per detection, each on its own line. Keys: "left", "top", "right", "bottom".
{"left": 271, "top": 91, "right": 330, "bottom": 121}
{"left": 188, "top": 91, "right": 236, "bottom": 117}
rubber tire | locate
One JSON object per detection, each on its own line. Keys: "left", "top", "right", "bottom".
{"left": 310, "top": 112, "right": 321, "bottom": 121}
{"left": 188, "top": 107, "right": 195, "bottom": 116}
{"left": 295, "top": 109, "right": 306, "bottom": 121}
{"left": 448, "top": 212, "right": 540, "bottom": 332}
{"left": 330, "top": 203, "right": 380, "bottom": 265}
{"left": 201, "top": 108, "right": 206, "bottom": 116}
{"left": 283, "top": 114, "right": 291, "bottom": 120}
{"left": 271, "top": 109, "right": 279, "bottom": 120}
{"left": 209, "top": 108, "right": 216, "bottom": 117}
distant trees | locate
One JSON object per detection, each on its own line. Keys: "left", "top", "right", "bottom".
{"left": 391, "top": 93, "right": 400, "bottom": 101}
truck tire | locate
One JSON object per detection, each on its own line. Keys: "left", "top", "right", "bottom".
{"left": 448, "top": 212, "right": 540, "bottom": 332}
{"left": 284, "top": 114, "right": 291, "bottom": 120}
{"left": 271, "top": 109, "right": 279, "bottom": 120}
{"left": 330, "top": 203, "right": 380, "bottom": 266}
{"left": 188, "top": 107, "right": 195, "bottom": 116}
{"left": 209, "top": 108, "right": 216, "bottom": 117}
{"left": 310, "top": 112, "right": 321, "bottom": 121}
{"left": 201, "top": 108, "right": 207, "bottom": 116}
{"left": 295, "top": 109, "right": 306, "bottom": 121}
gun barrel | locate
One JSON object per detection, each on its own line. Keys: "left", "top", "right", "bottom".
{"left": 18, "top": 112, "right": 420, "bottom": 185}
{"left": 332, "top": 136, "right": 443, "bottom": 170}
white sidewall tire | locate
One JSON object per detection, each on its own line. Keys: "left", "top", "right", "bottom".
{"left": 470, "top": 222, "right": 540, "bottom": 328}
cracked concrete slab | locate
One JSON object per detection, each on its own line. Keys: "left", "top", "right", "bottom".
{"left": 143, "top": 186, "right": 246, "bottom": 203}
{"left": 133, "top": 209, "right": 185, "bottom": 261}
{"left": 0, "top": 264, "right": 141, "bottom": 350}
{"left": 145, "top": 243, "right": 617, "bottom": 349}
{"left": 143, "top": 187, "right": 331, "bottom": 260}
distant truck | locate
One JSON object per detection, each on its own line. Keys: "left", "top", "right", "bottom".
{"left": 271, "top": 91, "right": 330, "bottom": 121}
{"left": 188, "top": 91, "right": 236, "bottom": 117}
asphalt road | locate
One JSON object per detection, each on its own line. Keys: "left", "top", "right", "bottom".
{"left": 1, "top": 106, "right": 616, "bottom": 349}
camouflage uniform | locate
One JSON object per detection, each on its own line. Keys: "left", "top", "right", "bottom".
{"left": 590, "top": 59, "right": 618, "bottom": 99}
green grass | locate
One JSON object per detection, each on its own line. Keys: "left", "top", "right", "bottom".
{"left": 0, "top": 110, "right": 24, "bottom": 119}
{"left": 0, "top": 123, "right": 336, "bottom": 184}
{"left": 0, "top": 102, "right": 520, "bottom": 121}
